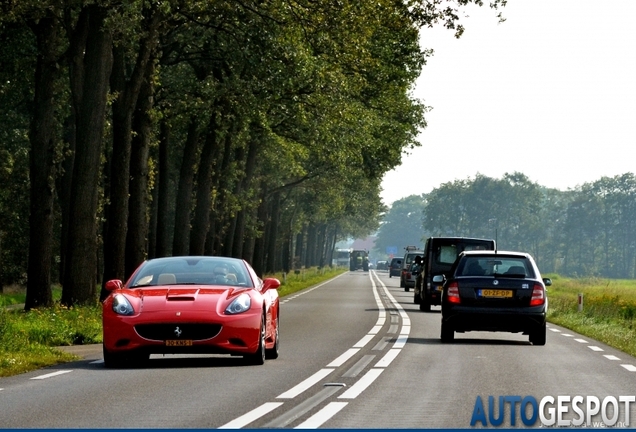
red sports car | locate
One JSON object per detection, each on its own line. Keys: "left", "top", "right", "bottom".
{"left": 102, "top": 256, "right": 280, "bottom": 367}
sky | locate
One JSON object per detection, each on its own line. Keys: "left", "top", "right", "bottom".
{"left": 380, "top": 0, "right": 636, "bottom": 206}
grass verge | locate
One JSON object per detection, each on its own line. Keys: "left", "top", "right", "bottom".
{"left": 0, "top": 267, "right": 346, "bottom": 378}
{"left": 545, "top": 274, "right": 636, "bottom": 357}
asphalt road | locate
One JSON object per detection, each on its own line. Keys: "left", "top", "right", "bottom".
{"left": 1, "top": 270, "right": 636, "bottom": 429}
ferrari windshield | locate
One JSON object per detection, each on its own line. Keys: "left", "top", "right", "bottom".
{"left": 128, "top": 256, "right": 254, "bottom": 288}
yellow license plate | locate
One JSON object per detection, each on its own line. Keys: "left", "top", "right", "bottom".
{"left": 165, "top": 340, "right": 192, "bottom": 347}
{"left": 480, "top": 289, "right": 513, "bottom": 298}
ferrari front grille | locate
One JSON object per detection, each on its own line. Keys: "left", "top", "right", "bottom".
{"left": 135, "top": 323, "right": 222, "bottom": 341}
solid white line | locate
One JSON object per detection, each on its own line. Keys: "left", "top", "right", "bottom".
{"left": 588, "top": 346, "right": 604, "bottom": 352}
{"left": 392, "top": 335, "right": 408, "bottom": 349}
{"left": 375, "top": 348, "right": 400, "bottom": 368}
{"left": 218, "top": 402, "right": 284, "bottom": 429}
{"left": 327, "top": 349, "right": 359, "bottom": 368}
{"left": 294, "top": 402, "right": 348, "bottom": 429}
{"left": 277, "top": 369, "right": 334, "bottom": 399}
{"left": 621, "top": 364, "right": 636, "bottom": 372}
{"left": 31, "top": 370, "right": 73, "bottom": 380}
{"left": 574, "top": 338, "right": 588, "bottom": 343}
{"left": 369, "top": 325, "right": 383, "bottom": 335}
{"left": 338, "top": 368, "right": 384, "bottom": 399}
{"left": 604, "top": 355, "right": 621, "bottom": 361}
{"left": 353, "top": 334, "right": 374, "bottom": 348}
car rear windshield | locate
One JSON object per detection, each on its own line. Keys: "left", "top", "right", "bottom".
{"left": 457, "top": 256, "right": 534, "bottom": 278}
{"left": 430, "top": 240, "right": 494, "bottom": 273}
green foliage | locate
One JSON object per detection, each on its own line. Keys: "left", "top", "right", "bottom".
{"left": 374, "top": 194, "right": 427, "bottom": 258}
{"left": 0, "top": 302, "right": 102, "bottom": 376}
{"left": 547, "top": 276, "right": 636, "bottom": 357}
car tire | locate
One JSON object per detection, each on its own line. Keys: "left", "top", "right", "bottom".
{"left": 245, "top": 314, "right": 266, "bottom": 365}
{"left": 440, "top": 321, "right": 454, "bottom": 343}
{"left": 529, "top": 322, "right": 546, "bottom": 346}
{"left": 413, "top": 293, "right": 419, "bottom": 304}
{"left": 419, "top": 296, "right": 431, "bottom": 312}
{"left": 265, "top": 317, "right": 279, "bottom": 360}
{"left": 400, "top": 278, "right": 405, "bottom": 288}
{"left": 103, "top": 346, "right": 125, "bottom": 369}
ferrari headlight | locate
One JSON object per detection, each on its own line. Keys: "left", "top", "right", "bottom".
{"left": 112, "top": 294, "right": 134, "bottom": 316}
{"left": 225, "top": 293, "right": 251, "bottom": 315}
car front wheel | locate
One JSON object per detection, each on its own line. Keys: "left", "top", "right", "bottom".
{"left": 266, "top": 317, "right": 279, "bottom": 360}
{"left": 245, "top": 314, "right": 266, "bottom": 365}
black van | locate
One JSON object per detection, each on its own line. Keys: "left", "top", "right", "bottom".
{"left": 414, "top": 237, "right": 496, "bottom": 311}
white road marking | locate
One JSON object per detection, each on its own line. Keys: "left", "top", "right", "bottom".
{"left": 30, "top": 370, "right": 73, "bottom": 380}
{"left": 574, "top": 338, "right": 588, "bottom": 343}
{"left": 604, "top": 355, "right": 621, "bottom": 361}
{"left": 621, "top": 364, "right": 636, "bottom": 372}
{"left": 549, "top": 328, "right": 562, "bottom": 332}
{"left": 218, "top": 402, "right": 284, "bottom": 429}
{"left": 90, "top": 360, "right": 104, "bottom": 364}
{"left": 277, "top": 369, "right": 334, "bottom": 399}
{"left": 353, "top": 334, "right": 375, "bottom": 348}
{"left": 327, "top": 349, "right": 359, "bottom": 368}
{"left": 294, "top": 402, "right": 348, "bottom": 429}
{"left": 338, "top": 368, "right": 384, "bottom": 399}
{"left": 588, "top": 346, "right": 604, "bottom": 352}
{"left": 375, "top": 348, "right": 400, "bottom": 368}
{"left": 561, "top": 334, "right": 574, "bottom": 337}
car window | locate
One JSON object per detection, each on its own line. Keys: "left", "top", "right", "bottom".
{"left": 458, "top": 257, "right": 533, "bottom": 277}
{"left": 438, "top": 245, "right": 458, "bottom": 264}
{"left": 129, "top": 257, "right": 253, "bottom": 287}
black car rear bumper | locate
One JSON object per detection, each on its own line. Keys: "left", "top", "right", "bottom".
{"left": 442, "top": 306, "right": 545, "bottom": 334}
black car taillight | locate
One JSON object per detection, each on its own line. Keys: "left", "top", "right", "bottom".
{"left": 447, "top": 282, "right": 460, "bottom": 304}
{"left": 530, "top": 283, "right": 545, "bottom": 306}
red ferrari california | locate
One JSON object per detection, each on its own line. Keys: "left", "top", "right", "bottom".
{"left": 102, "top": 256, "right": 280, "bottom": 367}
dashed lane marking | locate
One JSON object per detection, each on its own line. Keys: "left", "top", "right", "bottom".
{"left": 30, "top": 370, "right": 73, "bottom": 380}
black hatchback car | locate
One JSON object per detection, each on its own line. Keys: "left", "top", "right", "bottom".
{"left": 437, "top": 250, "right": 551, "bottom": 345}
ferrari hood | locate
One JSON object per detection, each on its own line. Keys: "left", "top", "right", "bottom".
{"left": 127, "top": 287, "right": 242, "bottom": 312}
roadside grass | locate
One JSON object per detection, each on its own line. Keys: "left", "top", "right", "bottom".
{"left": 0, "top": 267, "right": 346, "bottom": 378}
{"left": 545, "top": 274, "right": 636, "bottom": 357}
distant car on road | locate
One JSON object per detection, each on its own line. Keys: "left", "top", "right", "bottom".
{"left": 389, "top": 258, "right": 402, "bottom": 277}
{"left": 376, "top": 260, "right": 388, "bottom": 271}
{"left": 437, "top": 250, "right": 551, "bottom": 345}
{"left": 102, "top": 255, "right": 281, "bottom": 368}
{"left": 400, "top": 246, "right": 424, "bottom": 291}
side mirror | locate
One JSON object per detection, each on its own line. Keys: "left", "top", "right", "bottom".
{"left": 432, "top": 275, "right": 444, "bottom": 283}
{"left": 262, "top": 278, "right": 281, "bottom": 291}
{"left": 543, "top": 278, "right": 552, "bottom": 287}
{"left": 105, "top": 279, "right": 124, "bottom": 291}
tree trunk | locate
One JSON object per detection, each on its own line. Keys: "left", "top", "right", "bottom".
{"left": 190, "top": 112, "right": 219, "bottom": 255}
{"left": 266, "top": 192, "right": 280, "bottom": 273}
{"left": 154, "top": 119, "right": 172, "bottom": 257}
{"left": 125, "top": 59, "right": 156, "bottom": 279}
{"left": 62, "top": 4, "right": 113, "bottom": 306}
{"left": 172, "top": 118, "right": 200, "bottom": 256}
{"left": 103, "top": 7, "right": 161, "bottom": 286}
{"left": 25, "top": 15, "right": 59, "bottom": 310}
